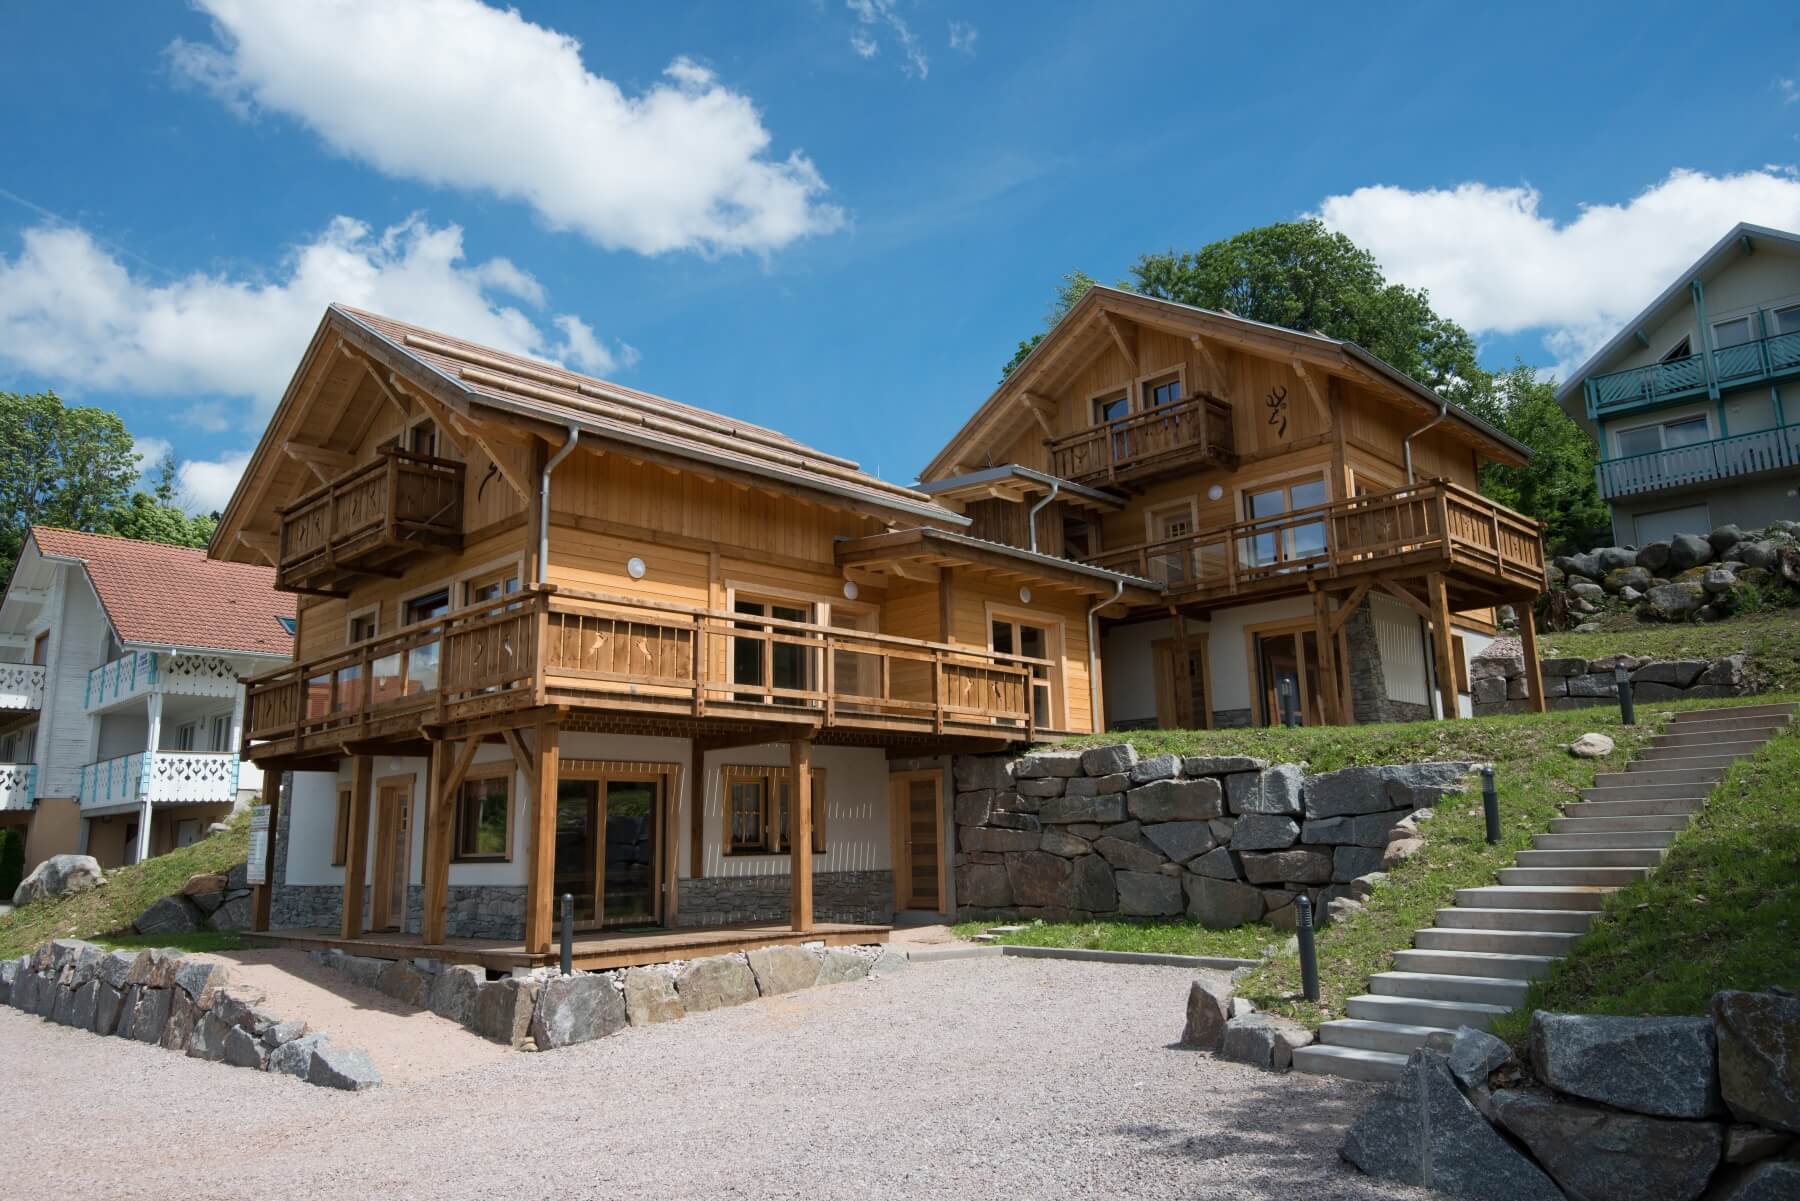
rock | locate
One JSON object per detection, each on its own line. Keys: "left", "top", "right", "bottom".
{"left": 959, "top": 827, "right": 1041, "bottom": 855}
{"left": 1724, "top": 1124, "right": 1793, "bottom": 1165}
{"left": 1183, "top": 755, "right": 1269, "bottom": 776}
{"left": 955, "top": 862, "right": 1012, "bottom": 907}
{"left": 62, "top": 980, "right": 98, "bottom": 1031}
{"left": 1449, "top": 1026, "right": 1511, "bottom": 1090}
{"left": 425, "top": 964, "right": 483, "bottom": 1025}
{"left": 1304, "top": 812, "right": 1408, "bottom": 847}
{"left": 1324, "top": 896, "right": 1363, "bottom": 925}
{"left": 1068, "top": 853, "right": 1118, "bottom": 912}
{"left": 173, "top": 959, "right": 230, "bottom": 1008}
{"left": 1490, "top": 1087, "right": 1722, "bottom": 1201}
{"left": 1619, "top": 585, "right": 1643, "bottom": 604}
{"left": 1126, "top": 777, "right": 1223, "bottom": 822}
{"left": 270, "top": 1032, "right": 328, "bottom": 1078}
{"left": 1181, "top": 969, "right": 1235, "bottom": 1050}
{"left": 747, "top": 945, "right": 820, "bottom": 996}
{"left": 1642, "top": 581, "right": 1708, "bottom": 621}
{"left": 1224, "top": 764, "right": 1303, "bottom": 816}
{"left": 867, "top": 947, "right": 910, "bottom": 977}
{"left": 1037, "top": 793, "right": 1126, "bottom": 824}
{"left": 212, "top": 985, "right": 268, "bottom": 1031}
{"left": 1229, "top": 814, "right": 1300, "bottom": 851}
{"left": 675, "top": 954, "right": 758, "bottom": 1013}
{"left": 1350, "top": 871, "right": 1387, "bottom": 899}
{"left": 134, "top": 894, "right": 202, "bottom": 936}
{"left": 1570, "top": 732, "right": 1616, "bottom": 758}
{"left": 1701, "top": 566, "right": 1738, "bottom": 595}
{"left": 1079, "top": 744, "right": 1138, "bottom": 776}
{"left": 182, "top": 872, "right": 228, "bottom": 897}
{"left": 1710, "top": 524, "right": 1745, "bottom": 553}
{"left": 1382, "top": 838, "right": 1424, "bottom": 867}
{"left": 223, "top": 1024, "right": 270, "bottom": 1070}
{"left": 376, "top": 960, "right": 432, "bottom": 1008}
{"left": 1728, "top": 541, "right": 1780, "bottom": 569}
{"left": 1115, "top": 870, "right": 1184, "bottom": 916}
{"left": 1086, "top": 836, "right": 1157, "bottom": 874}
{"left": 1699, "top": 653, "right": 1750, "bottom": 689}
{"left": 1187, "top": 846, "right": 1238, "bottom": 880}
{"left": 1668, "top": 533, "right": 1715, "bottom": 571}
{"left": 1556, "top": 551, "right": 1602, "bottom": 580}
{"left": 622, "top": 966, "right": 686, "bottom": 1024}
{"left": 1713, "top": 990, "right": 1800, "bottom": 1133}
{"left": 1013, "top": 750, "right": 1083, "bottom": 779}
{"left": 1711, "top": 1157, "right": 1800, "bottom": 1200}
{"left": 1603, "top": 565, "right": 1653, "bottom": 594}
{"left": 1637, "top": 540, "right": 1673, "bottom": 572}
{"left": 530, "top": 973, "right": 628, "bottom": 1049}
{"left": 1531, "top": 1010, "right": 1721, "bottom": 1119}
{"left": 1596, "top": 546, "right": 1637, "bottom": 573}
{"left": 128, "top": 987, "right": 173, "bottom": 1043}
{"left": 1569, "top": 579, "right": 1607, "bottom": 605}
{"left": 91, "top": 982, "right": 125, "bottom": 1035}
{"left": 1013, "top": 777, "right": 1064, "bottom": 799}
{"left": 952, "top": 790, "right": 993, "bottom": 826}
{"left": 1128, "top": 753, "right": 1181, "bottom": 784}
{"left": 1037, "top": 828, "right": 1091, "bottom": 858}
{"left": 472, "top": 977, "right": 540, "bottom": 1047}
{"left": 160, "top": 991, "right": 200, "bottom": 1051}
{"left": 1240, "top": 848, "right": 1331, "bottom": 885}
{"left": 1343, "top": 1049, "right": 1564, "bottom": 1200}
{"left": 1303, "top": 766, "right": 1389, "bottom": 818}
{"left": 1184, "top": 875, "right": 1265, "bottom": 928}
{"left": 1005, "top": 851, "right": 1074, "bottom": 908}
{"left": 1220, "top": 1013, "right": 1315, "bottom": 1071}
{"left": 1332, "top": 845, "right": 1386, "bottom": 882}
{"left": 188, "top": 1011, "right": 232, "bottom": 1061}
{"left": 816, "top": 949, "right": 871, "bottom": 986}
{"left": 1542, "top": 656, "right": 1589, "bottom": 676}
{"left": 309, "top": 1044, "right": 382, "bottom": 1091}
{"left": 954, "top": 755, "right": 1012, "bottom": 793}
{"left": 262, "top": 1018, "right": 309, "bottom": 1048}
{"left": 12, "top": 854, "right": 104, "bottom": 907}
{"left": 1139, "top": 820, "right": 1214, "bottom": 863}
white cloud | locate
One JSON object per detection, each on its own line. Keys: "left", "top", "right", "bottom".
{"left": 1780, "top": 77, "right": 1798, "bottom": 105}
{"left": 132, "top": 436, "right": 173, "bottom": 474}
{"left": 0, "top": 214, "right": 634, "bottom": 415}
{"left": 949, "top": 21, "right": 978, "bottom": 54}
{"left": 1311, "top": 168, "right": 1800, "bottom": 376}
{"left": 848, "top": 0, "right": 928, "bottom": 79}
{"left": 168, "top": 0, "right": 843, "bottom": 257}
{"left": 177, "top": 450, "right": 254, "bottom": 515}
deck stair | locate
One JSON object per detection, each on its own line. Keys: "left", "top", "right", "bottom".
{"left": 1291, "top": 703, "right": 1790, "bottom": 1084}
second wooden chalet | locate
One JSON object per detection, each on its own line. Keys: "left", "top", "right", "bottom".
{"left": 920, "top": 287, "right": 1550, "bottom": 731}
{"left": 211, "top": 306, "right": 1157, "bottom": 967}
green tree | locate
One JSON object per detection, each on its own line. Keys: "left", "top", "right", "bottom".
{"left": 0, "top": 390, "right": 140, "bottom": 589}
{"left": 999, "top": 270, "right": 1102, "bottom": 381}
{"left": 1458, "top": 363, "right": 1610, "bottom": 555}
{"left": 107, "top": 454, "right": 219, "bottom": 549}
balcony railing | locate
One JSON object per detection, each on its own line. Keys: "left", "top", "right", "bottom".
{"left": 0, "top": 663, "right": 46, "bottom": 712}
{"left": 1598, "top": 422, "right": 1800, "bottom": 500}
{"left": 78, "top": 751, "right": 241, "bottom": 810}
{"left": 245, "top": 586, "right": 1050, "bottom": 751}
{"left": 84, "top": 650, "right": 240, "bottom": 712}
{"left": 1085, "top": 480, "right": 1544, "bottom": 601}
{"left": 276, "top": 446, "right": 464, "bottom": 595}
{"left": 1588, "top": 329, "right": 1800, "bottom": 417}
{"left": 1046, "top": 395, "right": 1234, "bottom": 486}
{"left": 0, "top": 764, "right": 34, "bottom": 811}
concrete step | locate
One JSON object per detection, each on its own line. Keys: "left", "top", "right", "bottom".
{"left": 1549, "top": 814, "right": 1690, "bottom": 834}
{"left": 1533, "top": 830, "right": 1677, "bottom": 850}
{"left": 1456, "top": 885, "right": 1615, "bottom": 911}
{"left": 1595, "top": 767, "right": 1722, "bottom": 789}
{"left": 1578, "top": 783, "right": 1711, "bottom": 803}
{"left": 1319, "top": 1017, "right": 1449, "bottom": 1054}
{"left": 1415, "top": 927, "right": 1585, "bottom": 956}
{"left": 1436, "top": 907, "right": 1598, "bottom": 933}
{"left": 1497, "top": 866, "right": 1649, "bottom": 887}
{"left": 1345, "top": 993, "right": 1514, "bottom": 1031}
{"left": 1565, "top": 797, "right": 1704, "bottom": 818}
{"left": 1514, "top": 848, "right": 1665, "bottom": 868}
{"left": 1645, "top": 734, "right": 1772, "bottom": 754}
{"left": 1392, "top": 949, "right": 1556, "bottom": 980}
{"left": 1291, "top": 1044, "right": 1408, "bottom": 1083}
{"left": 1626, "top": 753, "right": 1748, "bottom": 772}
{"left": 1370, "top": 970, "right": 1531, "bottom": 1006}
{"left": 1670, "top": 703, "right": 1794, "bottom": 723}
{"left": 1653, "top": 717, "right": 1788, "bottom": 739}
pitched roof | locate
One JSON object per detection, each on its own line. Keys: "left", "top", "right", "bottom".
{"left": 30, "top": 527, "right": 293, "bottom": 657}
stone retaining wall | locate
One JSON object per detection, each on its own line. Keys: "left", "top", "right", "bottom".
{"left": 1472, "top": 649, "right": 1754, "bottom": 717}
{"left": 951, "top": 745, "right": 1479, "bottom": 928}
{"left": 0, "top": 938, "right": 379, "bottom": 1090}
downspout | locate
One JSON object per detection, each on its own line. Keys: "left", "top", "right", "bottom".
{"left": 1027, "top": 479, "right": 1060, "bottom": 555}
{"left": 537, "top": 425, "right": 581, "bottom": 585}
{"left": 1402, "top": 400, "right": 1449, "bottom": 485}
{"left": 1086, "top": 578, "right": 1125, "bottom": 733}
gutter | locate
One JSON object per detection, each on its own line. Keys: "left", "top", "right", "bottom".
{"left": 1026, "top": 478, "right": 1060, "bottom": 555}
{"left": 1086, "top": 578, "right": 1125, "bottom": 733}
{"left": 538, "top": 425, "right": 581, "bottom": 585}
{"left": 1402, "top": 400, "right": 1449, "bottom": 485}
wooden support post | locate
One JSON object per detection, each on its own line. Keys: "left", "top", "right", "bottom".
{"left": 1519, "top": 604, "right": 1548, "bottom": 714}
{"left": 1168, "top": 607, "right": 1195, "bottom": 729}
{"left": 1427, "top": 573, "right": 1459, "bottom": 721}
{"left": 1312, "top": 590, "right": 1341, "bottom": 726}
{"left": 523, "top": 721, "right": 560, "bottom": 956}
{"left": 790, "top": 738, "right": 813, "bottom": 934}
{"left": 341, "top": 756, "right": 373, "bottom": 939}
{"left": 251, "top": 769, "right": 283, "bottom": 933}
{"left": 689, "top": 739, "right": 705, "bottom": 879}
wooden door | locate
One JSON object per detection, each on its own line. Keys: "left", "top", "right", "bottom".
{"left": 371, "top": 778, "right": 412, "bottom": 931}
{"left": 1152, "top": 638, "right": 1209, "bottom": 730}
{"left": 891, "top": 771, "right": 944, "bottom": 912}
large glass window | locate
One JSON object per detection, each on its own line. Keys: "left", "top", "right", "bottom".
{"left": 1144, "top": 374, "right": 1183, "bottom": 408}
{"left": 1775, "top": 305, "right": 1800, "bottom": 337}
{"left": 732, "top": 596, "right": 814, "bottom": 704}
{"left": 991, "top": 617, "right": 1054, "bottom": 729}
{"left": 402, "top": 588, "right": 451, "bottom": 695}
{"left": 1245, "top": 477, "right": 1328, "bottom": 567}
{"left": 1712, "top": 317, "right": 1755, "bottom": 349}
{"left": 1616, "top": 415, "right": 1710, "bottom": 458}
{"left": 1092, "top": 391, "right": 1128, "bottom": 424}
{"left": 454, "top": 772, "right": 512, "bottom": 861}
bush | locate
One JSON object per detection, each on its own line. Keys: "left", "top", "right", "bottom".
{"left": 0, "top": 828, "right": 24, "bottom": 900}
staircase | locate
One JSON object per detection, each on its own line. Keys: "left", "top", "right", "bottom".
{"left": 1291, "top": 702, "right": 1793, "bottom": 1083}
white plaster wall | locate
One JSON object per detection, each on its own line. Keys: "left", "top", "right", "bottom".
{"left": 1724, "top": 389, "right": 1778, "bottom": 435}
{"left": 1204, "top": 595, "right": 1315, "bottom": 715}
{"left": 285, "top": 769, "right": 344, "bottom": 887}
{"left": 1454, "top": 625, "right": 1496, "bottom": 719}
{"left": 1614, "top": 249, "right": 1800, "bottom": 374}
{"left": 695, "top": 742, "right": 891, "bottom": 879}
{"left": 38, "top": 566, "right": 109, "bottom": 798}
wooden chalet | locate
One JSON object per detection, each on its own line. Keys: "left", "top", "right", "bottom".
{"left": 213, "top": 306, "right": 1155, "bottom": 967}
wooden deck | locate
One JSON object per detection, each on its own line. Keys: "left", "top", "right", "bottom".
{"left": 254, "top": 921, "right": 891, "bottom": 973}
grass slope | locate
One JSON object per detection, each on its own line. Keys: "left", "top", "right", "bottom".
{"left": 951, "top": 917, "right": 1277, "bottom": 960}
{"left": 1541, "top": 606, "right": 1800, "bottom": 691}
{"left": 1490, "top": 724, "right": 1800, "bottom": 1042}
{"left": 0, "top": 815, "right": 249, "bottom": 959}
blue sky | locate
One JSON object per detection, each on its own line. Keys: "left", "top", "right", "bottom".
{"left": 3, "top": 0, "right": 1799, "bottom": 511}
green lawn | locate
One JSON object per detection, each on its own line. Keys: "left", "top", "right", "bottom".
{"left": 0, "top": 814, "right": 249, "bottom": 960}
{"left": 1540, "top": 606, "right": 1800, "bottom": 691}
{"left": 952, "top": 917, "right": 1278, "bottom": 960}
{"left": 1490, "top": 723, "right": 1800, "bottom": 1043}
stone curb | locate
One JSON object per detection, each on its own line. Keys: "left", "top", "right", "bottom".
{"left": 997, "top": 945, "right": 1259, "bottom": 970}
{"left": 901, "top": 945, "right": 1004, "bottom": 963}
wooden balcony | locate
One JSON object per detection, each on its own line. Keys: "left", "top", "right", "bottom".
{"left": 243, "top": 586, "right": 1049, "bottom": 759}
{"left": 276, "top": 447, "right": 464, "bottom": 595}
{"left": 1046, "top": 395, "right": 1234, "bottom": 487}
{"left": 1085, "top": 480, "right": 1545, "bottom": 610}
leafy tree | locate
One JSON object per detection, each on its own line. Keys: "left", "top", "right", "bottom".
{"left": 0, "top": 390, "right": 140, "bottom": 589}
{"left": 1458, "top": 363, "right": 1611, "bottom": 555}
{"left": 107, "top": 454, "right": 219, "bottom": 549}
{"left": 999, "top": 270, "right": 1101, "bottom": 381}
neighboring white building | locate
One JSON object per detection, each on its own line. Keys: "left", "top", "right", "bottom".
{"left": 1557, "top": 223, "right": 1800, "bottom": 546}
{"left": 0, "top": 528, "right": 293, "bottom": 871}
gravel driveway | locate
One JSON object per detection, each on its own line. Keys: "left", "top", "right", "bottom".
{"left": 1, "top": 956, "right": 1425, "bottom": 1201}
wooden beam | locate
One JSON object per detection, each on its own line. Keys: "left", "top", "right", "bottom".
{"left": 1519, "top": 607, "right": 1548, "bottom": 715}
{"left": 1328, "top": 579, "right": 1374, "bottom": 633}
{"left": 250, "top": 769, "right": 283, "bottom": 933}
{"left": 1327, "top": 375, "right": 1350, "bottom": 499}
{"left": 341, "top": 756, "right": 374, "bottom": 940}
{"left": 689, "top": 739, "right": 706, "bottom": 880}
{"left": 1292, "top": 360, "right": 1330, "bottom": 426}
{"left": 1427, "top": 572, "right": 1460, "bottom": 720}
{"left": 423, "top": 737, "right": 482, "bottom": 945}
{"left": 1189, "top": 334, "right": 1227, "bottom": 397}
{"left": 523, "top": 720, "right": 560, "bottom": 956}
{"left": 340, "top": 343, "right": 411, "bottom": 421}
{"left": 1312, "top": 589, "right": 1342, "bottom": 726}
{"left": 790, "top": 738, "right": 813, "bottom": 933}
{"left": 1099, "top": 310, "right": 1138, "bottom": 373}
{"left": 281, "top": 441, "right": 354, "bottom": 485}
{"left": 1020, "top": 391, "right": 1057, "bottom": 437}
{"left": 1376, "top": 577, "right": 1433, "bottom": 621}
{"left": 235, "top": 530, "right": 279, "bottom": 568}
{"left": 939, "top": 566, "right": 956, "bottom": 643}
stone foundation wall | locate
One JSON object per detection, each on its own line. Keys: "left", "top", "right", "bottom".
{"left": 675, "top": 870, "right": 893, "bottom": 928}
{"left": 272, "top": 883, "right": 526, "bottom": 940}
{"left": 1472, "top": 649, "right": 1754, "bottom": 717}
{"left": 951, "top": 745, "right": 1479, "bottom": 928}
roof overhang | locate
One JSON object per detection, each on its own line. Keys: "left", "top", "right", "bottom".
{"left": 917, "top": 464, "right": 1124, "bottom": 511}
{"left": 835, "top": 526, "right": 1160, "bottom": 609}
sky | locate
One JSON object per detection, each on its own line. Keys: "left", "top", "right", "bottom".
{"left": 3, "top": 0, "right": 1800, "bottom": 513}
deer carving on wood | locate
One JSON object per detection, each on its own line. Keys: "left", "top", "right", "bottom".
{"left": 1265, "top": 385, "right": 1289, "bottom": 438}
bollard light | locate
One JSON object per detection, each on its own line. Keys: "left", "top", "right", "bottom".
{"left": 560, "top": 893, "right": 574, "bottom": 976}
{"left": 1613, "top": 662, "right": 1636, "bottom": 727}
{"left": 1296, "top": 895, "right": 1320, "bottom": 1003}
{"left": 1482, "top": 766, "right": 1501, "bottom": 845}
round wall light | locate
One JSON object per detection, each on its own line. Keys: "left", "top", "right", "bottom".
{"left": 626, "top": 556, "right": 647, "bottom": 580}
{"left": 1207, "top": 484, "right": 1224, "bottom": 502}
{"left": 842, "top": 580, "right": 860, "bottom": 601}
{"left": 1018, "top": 586, "right": 1033, "bottom": 604}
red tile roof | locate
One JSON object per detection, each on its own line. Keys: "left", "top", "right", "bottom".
{"left": 30, "top": 527, "right": 293, "bottom": 657}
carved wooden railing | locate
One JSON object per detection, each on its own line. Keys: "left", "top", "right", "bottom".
{"left": 1086, "top": 480, "right": 1545, "bottom": 597}
{"left": 1046, "top": 395, "right": 1234, "bottom": 484}
{"left": 0, "top": 663, "right": 46, "bottom": 711}
{"left": 276, "top": 447, "right": 463, "bottom": 590}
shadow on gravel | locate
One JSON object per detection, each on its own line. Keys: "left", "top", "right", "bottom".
{"left": 1111, "top": 1088, "right": 1378, "bottom": 1198}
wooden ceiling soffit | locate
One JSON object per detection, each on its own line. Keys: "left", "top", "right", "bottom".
{"left": 339, "top": 342, "right": 411, "bottom": 422}
{"left": 281, "top": 441, "right": 355, "bottom": 485}
{"left": 1098, "top": 310, "right": 1139, "bottom": 373}
{"left": 1019, "top": 391, "right": 1057, "bottom": 437}
{"left": 392, "top": 374, "right": 534, "bottom": 504}
{"left": 235, "top": 530, "right": 279, "bottom": 568}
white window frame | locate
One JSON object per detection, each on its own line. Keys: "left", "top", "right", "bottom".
{"left": 1612, "top": 411, "right": 1713, "bottom": 459}
{"left": 1772, "top": 304, "right": 1800, "bottom": 337}
{"left": 1711, "top": 315, "right": 1755, "bottom": 350}
{"left": 1136, "top": 363, "right": 1187, "bottom": 413}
